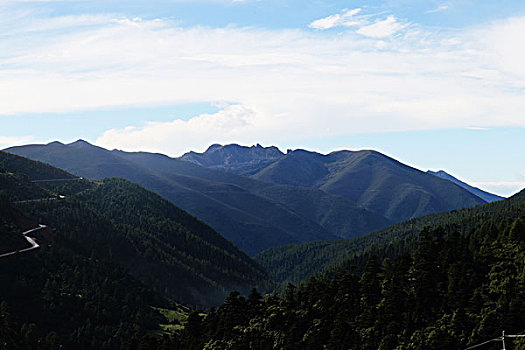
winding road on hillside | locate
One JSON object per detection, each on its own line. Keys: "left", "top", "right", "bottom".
{"left": 31, "top": 178, "right": 81, "bottom": 183}
{"left": 0, "top": 224, "right": 45, "bottom": 259}
{"left": 14, "top": 195, "right": 65, "bottom": 204}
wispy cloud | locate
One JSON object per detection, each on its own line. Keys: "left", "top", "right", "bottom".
{"left": 356, "top": 15, "right": 408, "bottom": 38}
{"left": 309, "top": 9, "right": 409, "bottom": 38}
{"left": 466, "top": 126, "right": 488, "bottom": 130}
{"left": 308, "top": 8, "right": 365, "bottom": 30}
{"left": 426, "top": 5, "right": 449, "bottom": 14}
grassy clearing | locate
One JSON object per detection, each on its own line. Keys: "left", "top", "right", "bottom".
{"left": 151, "top": 305, "right": 191, "bottom": 336}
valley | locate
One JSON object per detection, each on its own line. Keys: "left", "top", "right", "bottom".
{"left": 0, "top": 144, "right": 522, "bottom": 349}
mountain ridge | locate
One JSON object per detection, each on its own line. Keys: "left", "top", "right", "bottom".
{"left": 243, "top": 146, "right": 486, "bottom": 222}
{"left": 5, "top": 140, "right": 489, "bottom": 253}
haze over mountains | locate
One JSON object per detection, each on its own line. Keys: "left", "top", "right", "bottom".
{"left": 6, "top": 141, "right": 491, "bottom": 255}
{"left": 427, "top": 169, "right": 504, "bottom": 203}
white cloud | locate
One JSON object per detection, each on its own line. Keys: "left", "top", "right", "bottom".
{"left": 475, "top": 16, "right": 525, "bottom": 81}
{"left": 426, "top": 5, "right": 449, "bottom": 14}
{"left": 465, "top": 126, "right": 488, "bottom": 130}
{"left": 1, "top": 10, "right": 525, "bottom": 157}
{"left": 356, "top": 15, "right": 409, "bottom": 38}
{"left": 470, "top": 182, "right": 525, "bottom": 197}
{"left": 309, "top": 9, "right": 409, "bottom": 39}
{"left": 98, "top": 104, "right": 260, "bottom": 155}
{"left": 309, "top": 8, "right": 364, "bottom": 30}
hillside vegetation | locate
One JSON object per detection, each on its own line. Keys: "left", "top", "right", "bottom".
{"left": 177, "top": 196, "right": 525, "bottom": 350}
{"left": 0, "top": 154, "right": 176, "bottom": 348}
{"left": 0, "top": 202, "right": 32, "bottom": 254}
{"left": 0, "top": 151, "right": 273, "bottom": 348}
{"left": 256, "top": 193, "right": 525, "bottom": 283}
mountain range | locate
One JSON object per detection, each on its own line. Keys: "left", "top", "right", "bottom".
{"left": 5, "top": 141, "right": 388, "bottom": 254}
{"left": 183, "top": 144, "right": 504, "bottom": 207}
{"left": 6, "top": 141, "right": 494, "bottom": 255}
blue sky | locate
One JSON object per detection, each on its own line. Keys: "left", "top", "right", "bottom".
{"left": 1, "top": 0, "right": 525, "bottom": 196}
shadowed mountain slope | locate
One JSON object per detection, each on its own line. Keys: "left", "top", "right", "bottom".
{"left": 0, "top": 150, "right": 270, "bottom": 306}
{"left": 427, "top": 169, "right": 504, "bottom": 203}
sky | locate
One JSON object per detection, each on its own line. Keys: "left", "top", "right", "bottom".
{"left": 1, "top": 0, "right": 525, "bottom": 196}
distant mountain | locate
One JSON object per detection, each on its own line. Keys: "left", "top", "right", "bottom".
{"left": 180, "top": 143, "right": 284, "bottom": 175}
{"left": 427, "top": 170, "right": 504, "bottom": 203}
{"left": 251, "top": 149, "right": 486, "bottom": 223}
{"left": 177, "top": 144, "right": 487, "bottom": 223}
{"left": 6, "top": 141, "right": 392, "bottom": 254}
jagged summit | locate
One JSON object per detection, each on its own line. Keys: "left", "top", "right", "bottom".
{"left": 180, "top": 143, "right": 284, "bottom": 176}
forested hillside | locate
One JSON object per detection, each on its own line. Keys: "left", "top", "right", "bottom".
{"left": 0, "top": 150, "right": 77, "bottom": 181}
{"left": 0, "top": 202, "right": 32, "bottom": 254}
{"left": 0, "top": 154, "right": 177, "bottom": 348}
{"left": 1, "top": 152, "right": 270, "bottom": 305}
{"left": 0, "top": 241, "right": 172, "bottom": 349}
{"left": 178, "top": 199, "right": 525, "bottom": 349}
{"left": 0, "top": 151, "right": 273, "bottom": 348}
{"left": 256, "top": 192, "right": 525, "bottom": 283}
{"left": 75, "top": 178, "right": 271, "bottom": 304}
